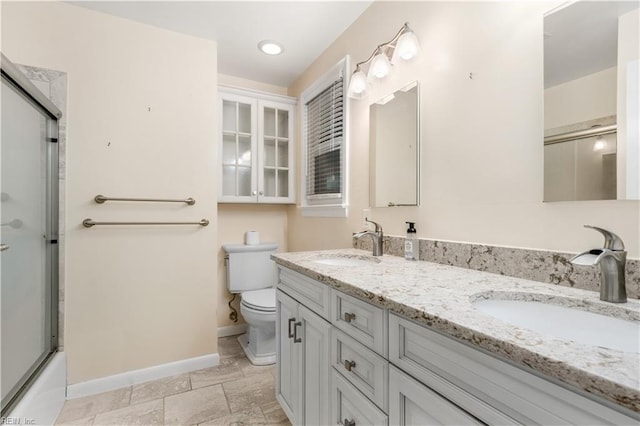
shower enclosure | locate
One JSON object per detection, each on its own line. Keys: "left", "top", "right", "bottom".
{"left": 1, "top": 54, "right": 61, "bottom": 415}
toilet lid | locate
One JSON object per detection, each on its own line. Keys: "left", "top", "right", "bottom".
{"left": 242, "top": 288, "right": 276, "bottom": 312}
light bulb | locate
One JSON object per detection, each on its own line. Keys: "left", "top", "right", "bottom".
{"left": 593, "top": 136, "right": 607, "bottom": 152}
{"left": 392, "top": 30, "right": 420, "bottom": 64}
{"left": 348, "top": 70, "right": 368, "bottom": 97}
{"left": 368, "top": 52, "right": 391, "bottom": 79}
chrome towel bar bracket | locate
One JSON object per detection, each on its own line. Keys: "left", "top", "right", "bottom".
{"left": 83, "top": 218, "right": 209, "bottom": 228}
{"left": 94, "top": 195, "right": 196, "bottom": 205}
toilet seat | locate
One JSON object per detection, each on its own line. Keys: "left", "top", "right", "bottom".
{"left": 241, "top": 288, "right": 276, "bottom": 312}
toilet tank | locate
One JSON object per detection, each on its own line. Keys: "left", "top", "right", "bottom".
{"left": 222, "top": 242, "right": 278, "bottom": 293}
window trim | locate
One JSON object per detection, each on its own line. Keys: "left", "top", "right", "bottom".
{"left": 300, "top": 55, "right": 350, "bottom": 218}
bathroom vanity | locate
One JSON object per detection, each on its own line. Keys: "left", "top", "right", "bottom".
{"left": 273, "top": 249, "right": 639, "bottom": 425}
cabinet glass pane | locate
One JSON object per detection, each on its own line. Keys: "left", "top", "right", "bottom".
{"left": 238, "top": 136, "right": 252, "bottom": 166}
{"left": 264, "top": 168, "right": 276, "bottom": 197}
{"left": 238, "top": 166, "right": 252, "bottom": 196}
{"left": 223, "top": 135, "right": 236, "bottom": 165}
{"left": 264, "top": 138, "right": 276, "bottom": 167}
{"left": 277, "top": 110, "right": 289, "bottom": 138}
{"left": 223, "top": 101, "right": 237, "bottom": 132}
{"left": 223, "top": 165, "right": 236, "bottom": 196}
{"left": 278, "top": 140, "right": 288, "bottom": 167}
{"left": 264, "top": 107, "right": 276, "bottom": 137}
{"left": 238, "top": 103, "right": 252, "bottom": 134}
{"left": 278, "top": 170, "right": 288, "bottom": 197}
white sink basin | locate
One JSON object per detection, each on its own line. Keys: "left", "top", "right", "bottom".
{"left": 313, "top": 256, "right": 380, "bottom": 267}
{"left": 473, "top": 298, "right": 640, "bottom": 353}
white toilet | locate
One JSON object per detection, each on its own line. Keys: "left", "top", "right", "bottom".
{"left": 222, "top": 242, "right": 278, "bottom": 365}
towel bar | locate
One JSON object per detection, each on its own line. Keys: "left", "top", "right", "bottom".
{"left": 94, "top": 195, "right": 196, "bottom": 205}
{"left": 82, "top": 218, "right": 209, "bottom": 228}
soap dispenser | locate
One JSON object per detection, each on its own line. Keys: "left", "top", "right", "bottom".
{"left": 405, "top": 222, "right": 417, "bottom": 261}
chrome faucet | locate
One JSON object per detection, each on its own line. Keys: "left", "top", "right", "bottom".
{"left": 570, "top": 225, "right": 627, "bottom": 303}
{"left": 353, "top": 218, "right": 384, "bottom": 256}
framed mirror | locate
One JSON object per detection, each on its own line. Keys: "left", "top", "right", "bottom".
{"left": 543, "top": 1, "right": 639, "bottom": 201}
{"left": 369, "top": 81, "right": 419, "bottom": 207}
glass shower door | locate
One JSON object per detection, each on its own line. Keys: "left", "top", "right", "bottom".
{"left": 1, "top": 72, "right": 59, "bottom": 413}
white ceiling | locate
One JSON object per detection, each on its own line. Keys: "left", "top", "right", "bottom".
{"left": 544, "top": 1, "right": 639, "bottom": 88}
{"left": 70, "top": 1, "right": 373, "bottom": 88}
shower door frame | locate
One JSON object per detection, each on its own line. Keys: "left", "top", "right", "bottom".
{"left": 1, "top": 53, "right": 62, "bottom": 415}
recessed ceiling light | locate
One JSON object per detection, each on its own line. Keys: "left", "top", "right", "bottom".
{"left": 258, "top": 40, "right": 284, "bottom": 56}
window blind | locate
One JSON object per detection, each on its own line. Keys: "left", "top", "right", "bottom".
{"left": 304, "top": 76, "right": 344, "bottom": 197}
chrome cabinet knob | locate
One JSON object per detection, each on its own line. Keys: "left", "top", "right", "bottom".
{"left": 0, "top": 244, "right": 9, "bottom": 252}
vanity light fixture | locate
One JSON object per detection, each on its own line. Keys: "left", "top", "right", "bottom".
{"left": 347, "top": 22, "right": 421, "bottom": 99}
{"left": 258, "top": 40, "right": 284, "bottom": 56}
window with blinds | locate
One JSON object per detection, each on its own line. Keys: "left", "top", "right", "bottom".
{"left": 304, "top": 76, "right": 344, "bottom": 199}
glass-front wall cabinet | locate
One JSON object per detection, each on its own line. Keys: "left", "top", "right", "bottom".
{"left": 219, "top": 87, "right": 295, "bottom": 204}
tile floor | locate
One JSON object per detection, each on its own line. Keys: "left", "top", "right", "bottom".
{"left": 55, "top": 336, "right": 291, "bottom": 425}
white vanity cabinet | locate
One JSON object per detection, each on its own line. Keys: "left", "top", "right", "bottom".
{"left": 218, "top": 86, "right": 295, "bottom": 204}
{"left": 276, "top": 269, "right": 331, "bottom": 426}
{"left": 275, "top": 264, "right": 639, "bottom": 426}
{"left": 389, "top": 365, "right": 482, "bottom": 426}
{"left": 389, "top": 313, "right": 637, "bottom": 425}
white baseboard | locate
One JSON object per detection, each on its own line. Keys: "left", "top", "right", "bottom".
{"left": 218, "top": 323, "right": 247, "bottom": 338}
{"left": 66, "top": 353, "right": 219, "bottom": 400}
{"left": 8, "top": 352, "right": 66, "bottom": 426}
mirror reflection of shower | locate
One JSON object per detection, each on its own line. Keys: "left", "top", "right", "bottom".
{"left": 544, "top": 130, "right": 617, "bottom": 202}
{"left": 543, "top": 1, "right": 639, "bottom": 201}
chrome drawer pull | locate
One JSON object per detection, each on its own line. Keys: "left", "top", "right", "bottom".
{"left": 344, "top": 312, "right": 356, "bottom": 323}
{"left": 288, "top": 318, "right": 296, "bottom": 338}
{"left": 293, "top": 321, "right": 302, "bottom": 343}
{"left": 343, "top": 360, "right": 356, "bottom": 372}
{"left": 342, "top": 419, "right": 355, "bottom": 426}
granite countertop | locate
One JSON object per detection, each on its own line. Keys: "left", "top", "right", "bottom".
{"left": 271, "top": 248, "right": 640, "bottom": 413}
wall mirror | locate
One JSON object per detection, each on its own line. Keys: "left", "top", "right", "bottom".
{"left": 544, "top": 1, "right": 639, "bottom": 202}
{"left": 369, "top": 81, "right": 419, "bottom": 207}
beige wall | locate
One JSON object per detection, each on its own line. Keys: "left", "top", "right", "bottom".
{"left": 288, "top": 1, "right": 640, "bottom": 258}
{"left": 2, "top": 2, "right": 218, "bottom": 384}
{"left": 215, "top": 74, "right": 289, "bottom": 331}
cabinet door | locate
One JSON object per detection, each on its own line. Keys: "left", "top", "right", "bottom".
{"left": 257, "top": 100, "right": 295, "bottom": 203}
{"left": 332, "top": 369, "right": 388, "bottom": 426}
{"left": 276, "top": 290, "right": 301, "bottom": 424}
{"left": 219, "top": 92, "right": 257, "bottom": 202}
{"left": 389, "top": 366, "right": 481, "bottom": 426}
{"left": 299, "top": 305, "right": 331, "bottom": 426}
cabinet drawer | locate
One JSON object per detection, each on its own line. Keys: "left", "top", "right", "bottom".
{"left": 331, "top": 290, "right": 387, "bottom": 356}
{"left": 331, "top": 369, "right": 388, "bottom": 426}
{"left": 278, "top": 267, "right": 330, "bottom": 320}
{"left": 389, "top": 313, "right": 636, "bottom": 425}
{"left": 389, "top": 365, "right": 482, "bottom": 426}
{"left": 331, "top": 328, "right": 388, "bottom": 412}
